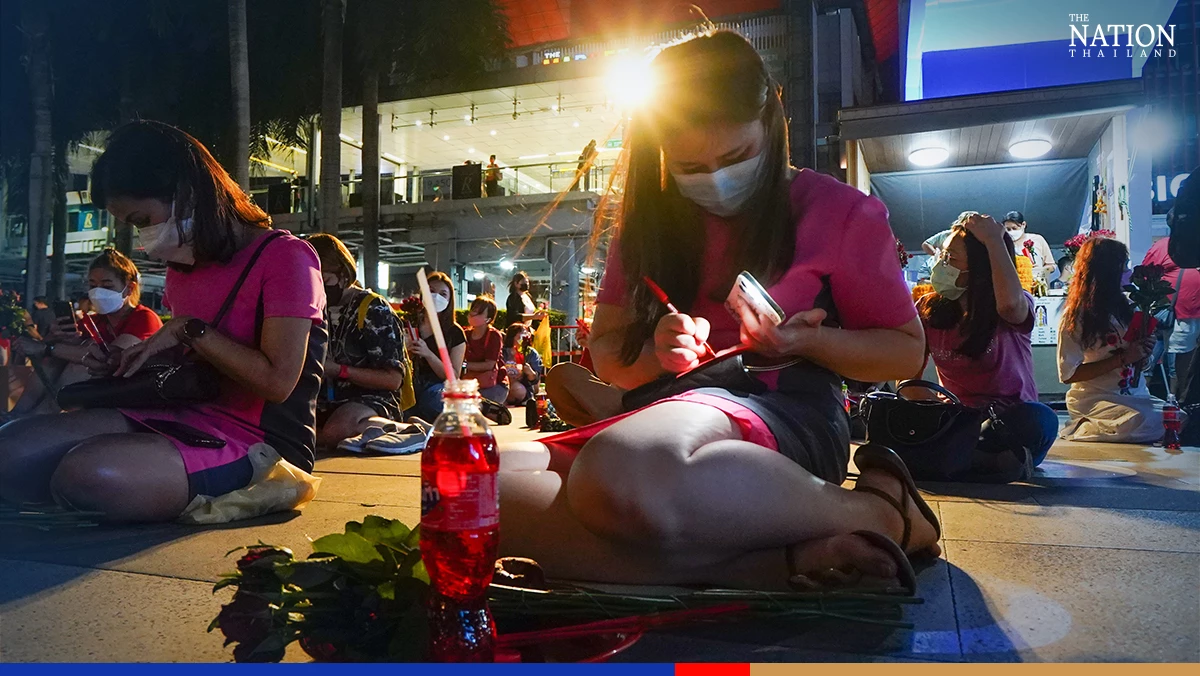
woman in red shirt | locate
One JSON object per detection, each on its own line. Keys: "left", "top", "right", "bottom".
{"left": 462, "top": 295, "right": 509, "bottom": 404}
{"left": 10, "top": 248, "right": 162, "bottom": 416}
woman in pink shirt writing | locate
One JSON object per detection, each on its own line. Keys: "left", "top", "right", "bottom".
{"left": 498, "top": 30, "right": 939, "bottom": 592}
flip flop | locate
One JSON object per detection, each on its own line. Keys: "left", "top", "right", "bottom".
{"left": 786, "top": 530, "right": 917, "bottom": 595}
{"left": 852, "top": 443, "right": 942, "bottom": 558}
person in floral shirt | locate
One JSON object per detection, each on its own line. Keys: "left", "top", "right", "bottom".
{"left": 308, "top": 235, "right": 409, "bottom": 449}
{"left": 1058, "top": 237, "right": 1167, "bottom": 443}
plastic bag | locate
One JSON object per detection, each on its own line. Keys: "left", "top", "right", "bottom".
{"left": 533, "top": 315, "right": 552, "bottom": 367}
{"left": 178, "top": 443, "right": 321, "bottom": 525}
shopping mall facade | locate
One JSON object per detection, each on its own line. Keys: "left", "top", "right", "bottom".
{"left": 1, "top": 0, "right": 1195, "bottom": 335}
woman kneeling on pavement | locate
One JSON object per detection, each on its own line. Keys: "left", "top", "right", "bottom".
{"left": 915, "top": 212, "right": 1059, "bottom": 478}
{"left": 307, "top": 234, "right": 411, "bottom": 450}
{"left": 497, "top": 30, "right": 940, "bottom": 592}
{"left": 1059, "top": 237, "right": 1171, "bottom": 443}
{"left": 0, "top": 121, "right": 326, "bottom": 522}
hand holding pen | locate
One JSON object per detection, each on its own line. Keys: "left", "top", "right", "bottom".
{"left": 644, "top": 276, "right": 718, "bottom": 368}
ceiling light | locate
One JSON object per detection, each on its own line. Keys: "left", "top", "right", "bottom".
{"left": 573, "top": 121, "right": 580, "bottom": 128}
{"left": 580, "top": 266, "right": 596, "bottom": 274}
{"left": 490, "top": 130, "right": 497, "bottom": 136}
{"left": 551, "top": 104, "right": 558, "bottom": 112}
{"left": 499, "top": 260, "right": 515, "bottom": 271}
{"left": 339, "top": 133, "right": 354, "bottom": 142}
{"left": 1008, "top": 139, "right": 1053, "bottom": 159}
{"left": 464, "top": 114, "right": 472, "bottom": 123}
{"left": 468, "top": 148, "right": 476, "bottom": 154}
{"left": 909, "top": 147, "right": 949, "bottom": 167}
{"left": 443, "top": 134, "right": 450, "bottom": 141}
{"left": 472, "top": 271, "right": 485, "bottom": 280}
{"left": 415, "top": 119, "right": 422, "bottom": 127}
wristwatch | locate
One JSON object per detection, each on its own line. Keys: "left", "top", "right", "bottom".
{"left": 182, "top": 318, "right": 208, "bottom": 346}
{"left": 43, "top": 342, "right": 55, "bottom": 359}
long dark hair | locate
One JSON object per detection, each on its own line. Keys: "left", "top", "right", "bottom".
{"left": 1061, "top": 237, "right": 1133, "bottom": 348}
{"left": 425, "top": 271, "right": 458, "bottom": 338}
{"left": 917, "top": 215, "right": 1017, "bottom": 358}
{"left": 612, "top": 30, "right": 795, "bottom": 365}
{"left": 91, "top": 120, "right": 270, "bottom": 267}
{"left": 508, "top": 271, "right": 529, "bottom": 294}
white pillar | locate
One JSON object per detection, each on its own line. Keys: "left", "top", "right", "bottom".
{"left": 1126, "top": 108, "right": 1155, "bottom": 264}
{"left": 1111, "top": 113, "right": 1131, "bottom": 244}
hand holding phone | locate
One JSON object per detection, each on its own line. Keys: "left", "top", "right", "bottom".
{"left": 725, "top": 272, "right": 786, "bottom": 331}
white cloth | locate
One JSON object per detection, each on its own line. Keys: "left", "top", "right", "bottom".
{"left": 1057, "top": 318, "right": 1166, "bottom": 443}
{"left": 1168, "top": 318, "right": 1200, "bottom": 355}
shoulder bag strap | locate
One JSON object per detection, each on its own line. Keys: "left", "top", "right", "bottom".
{"left": 209, "top": 230, "right": 286, "bottom": 331}
{"left": 1171, "top": 269, "right": 1186, "bottom": 311}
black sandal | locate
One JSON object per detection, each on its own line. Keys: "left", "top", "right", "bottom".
{"left": 853, "top": 443, "right": 942, "bottom": 558}
{"left": 786, "top": 530, "right": 917, "bottom": 595}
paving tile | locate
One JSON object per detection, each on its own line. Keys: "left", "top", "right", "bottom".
{"left": 0, "top": 560, "right": 232, "bottom": 662}
{"left": 314, "top": 453, "right": 421, "bottom": 476}
{"left": 311, "top": 472, "right": 420, "bottom": 508}
{"left": 1, "top": 501, "right": 420, "bottom": 583}
{"left": 943, "top": 541, "right": 1200, "bottom": 662}
{"left": 939, "top": 502, "right": 1200, "bottom": 552}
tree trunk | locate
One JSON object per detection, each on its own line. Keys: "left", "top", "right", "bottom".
{"left": 114, "top": 63, "right": 135, "bottom": 255}
{"left": 228, "top": 0, "right": 251, "bottom": 191}
{"left": 362, "top": 58, "right": 380, "bottom": 291}
{"left": 50, "top": 145, "right": 67, "bottom": 302}
{"left": 22, "top": 3, "right": 53, "bottom": 308}
{"left": 319, "top": 0, "right": 345, "bottom": 235}
{"left": 0, "top": 163, "right": 9, "bottom": 256}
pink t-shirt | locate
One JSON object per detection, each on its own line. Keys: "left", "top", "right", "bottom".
{"left": 1142, "top": 237, "right": 1199, "bottom": 320}
{"left": 122, "top": 230, "right": 325, "bottom": 474}
{"left": 923, "top": 293, "right": 1038, "bottom": 409}
{"left": 597, "top": 170, "right": 917, "bottom": 356}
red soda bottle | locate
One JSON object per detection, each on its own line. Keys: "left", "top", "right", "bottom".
{"left": 1163, "top": 394, "right": 1182, "bottom": 451}
{"left": 420, "top": 378, "right": 500, "bottom": 662}
{"left": 535, "top": 382, "right": 548, "bottom": 427}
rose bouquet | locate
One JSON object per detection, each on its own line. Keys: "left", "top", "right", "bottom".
{"left": 1064, "top": 230, "right": 1116, "bottom": 260}
{"left": 896, "top": 239, "right": 910, "bottom": 269}
{"left": 1121, "top": 264, "right": 1176, "bottom": 391}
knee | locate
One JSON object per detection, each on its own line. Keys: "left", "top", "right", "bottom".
{"left": 49, "top": 445, "right": 115, "bottom": 511}
{"left": 565, "top": 433, "right": 685, "bottom": 544}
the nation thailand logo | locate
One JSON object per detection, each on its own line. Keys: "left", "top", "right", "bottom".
{"left": 1068, "top": 13, "right": 1177, "bottom": 58}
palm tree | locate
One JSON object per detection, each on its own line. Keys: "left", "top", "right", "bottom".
{"left": 228, "top": 0, "right": 251, "bottom": 191}
{"left": 20, "top": 0, "right": 52, "bottom": 306}
{"left": 320, "top": 0, "right": 345, "bottom": 235}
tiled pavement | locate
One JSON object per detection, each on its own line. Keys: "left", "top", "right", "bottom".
{"left": 1, "top": 418, "right": 1197, "bottom": 662}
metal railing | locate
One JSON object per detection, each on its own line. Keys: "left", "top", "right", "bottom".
{"left": 252, "top": 157, "right": 617, "bottom": 215}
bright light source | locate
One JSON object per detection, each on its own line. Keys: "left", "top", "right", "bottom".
{"left": 1009, "top": 139, "right": 1052, "bottom": 159}
{"left": 468, "top": 148, "right": 476, "bottom": 154}
{"left": 490, "top": 130, "right": 497, "bottom": 136}
{"left": 443, "top": 134, "right": 450, "bottom": 141}
{"left": 573, "top": 121, "right": 580, "bottom": 128}
{"left": 1133, "top": 114, "right": 1175, "bottom": 152}
{"left": 472, "top": 271, "right": 485, "bottom": 280}
{"left": 499, "top": 260, "right": 515, "bottom": 271}
{"left": 464, "top": 115, "right": 472, "bottom": 123}
{"left": 607, "top": 54, "right": 654, "bottom": 108}
{"left": 339, "top": 133, "right": 354, "bottom": 142}
{"left": 909, "top": 147, "right": 949, "bottom": 167}
{"left": 580, "top": 266, "right": 596, "bottom": 274}
{"left": 551, "top": 104, "right": 559, "bottom": 112}
{"left": 382, "top": 153, "right": 405, "bottom": 164}
{"left": 415, "top": 119, "right": 422, "bottom": 127}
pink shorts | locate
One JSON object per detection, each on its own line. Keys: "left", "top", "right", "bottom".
{"left": 541, "top": 390, "right": 778, "bottom": 453}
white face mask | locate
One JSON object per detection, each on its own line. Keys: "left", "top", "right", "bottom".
{"left": 1007, "top": 227, "right": 1025, "bottom": 242}
{"left": 431, "top": 293, "right": 450, "bottom": 314}
{"left": 671, "top": 152, "right": 765, "bottom": 218}
{"left": 138, "top": 202, "right": 195, "bottom": 265}
{"left": 930, "top": 258, "right": 966, "bottom": 300}
{"left": 88, "top": 287, "right": 128, "bottom": 315}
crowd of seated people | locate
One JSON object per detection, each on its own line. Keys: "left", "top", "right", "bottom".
{"left": 0, "top": 45, "right": 1196, "bottom": 598}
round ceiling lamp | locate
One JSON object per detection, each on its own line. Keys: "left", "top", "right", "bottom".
{"left": 1009, "top": 139, "right": 1053, "bottom": 159}
{"left": 909, "top": 147, "right": 949, "bottom": 167}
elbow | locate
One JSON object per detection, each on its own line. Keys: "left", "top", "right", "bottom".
{"left": 998, "top": 303, "right": 1028, "bottom": 325}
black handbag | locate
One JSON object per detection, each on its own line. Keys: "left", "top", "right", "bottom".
{"left": 860, "top": 379, "right": 985, "bottom": 481}
{"left": 621, "top": 349, "right": 796, "bottom": 412}
{"left": 57, "top": 231, "right": 285, "bottom": 410}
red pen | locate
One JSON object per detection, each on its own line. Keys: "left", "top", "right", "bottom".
{"left": 643, "top": 276, "right": 717, "bottom": 360}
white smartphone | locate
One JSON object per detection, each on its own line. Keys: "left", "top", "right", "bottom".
{"left": 725, "top": 271, "right": 786, "bottom": 328}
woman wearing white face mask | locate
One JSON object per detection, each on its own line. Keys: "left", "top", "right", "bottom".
{"left": 497, "top": 31, "right": 941, "bottom": 592}
{"left": 1003, "top": 211, "right": 1057, "bottom": 283}
{"left": 405, "top": 270, "right": 467, "bottom": 423}
{"left": 9, "top": 248, "right": 162, "bottom": 417}
{"left": 0, "top": 121, "right": 326, "bottom": 522}
{"left": 915, "top": 212, "right": 1059, "bottom": 476}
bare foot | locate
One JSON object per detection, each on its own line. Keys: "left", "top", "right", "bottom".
{"left": 855, "top": 468, "right": 941, "bottom": 557}
{"left": 784, "top": 533, "right": 902, "bottom": 591}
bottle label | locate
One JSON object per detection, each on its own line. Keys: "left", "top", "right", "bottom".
{"left": 421, "top": 472, "right": 499, "bottom": 531}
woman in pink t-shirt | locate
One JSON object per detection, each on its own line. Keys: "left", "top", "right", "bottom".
{"left": 916, "top": 212, "right": 1058, "bottom": 473}
{"left": 498, "top": 31, "right": 940, "bottom": 593}
{"left": 0, "top": 121, "right": 326, "bottom": 522}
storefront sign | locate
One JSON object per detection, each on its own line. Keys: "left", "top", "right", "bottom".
{"left": 1154, "top": 173, "right": 1190, "bottom": 203}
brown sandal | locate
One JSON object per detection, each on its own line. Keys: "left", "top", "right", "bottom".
{"left": 853, "top": 443, "right": 942, "bottom": 557}
{"left": 786, "top": 530, "right": 917, "bottom": 595}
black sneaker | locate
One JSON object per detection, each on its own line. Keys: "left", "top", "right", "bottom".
{"left": 480, "top": 398, "right": 512, "bottom": 426}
